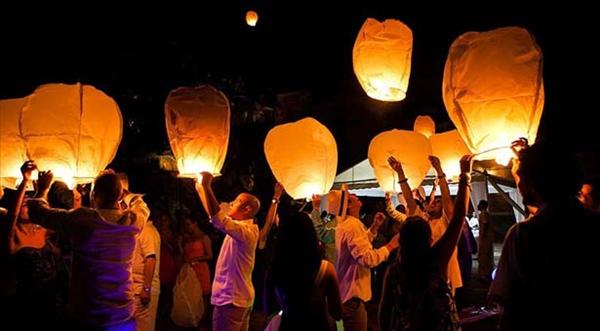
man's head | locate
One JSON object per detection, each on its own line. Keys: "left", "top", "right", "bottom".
{"left": 116, "top": 172, "right": 129, "bottom": 192}
{"left": 478, "top": 200, "right": 489, "bottom": 212}
{"left": 92, "top": 172, "right": 123, "bottom": 209}
{"left": 426, "top": 197, "right": 443, "bottom": 219}
{"left": 515, "top": 141, "right": 582, "bottom": 206}
{"left": 227, "top": 193, "right": 260, "bottom": 220}
{"left": 347, "top": 194, "right": 363, "bottom": 218}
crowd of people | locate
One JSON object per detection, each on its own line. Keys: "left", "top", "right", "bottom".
{"left": 1, "top": 139, "right": 599, "bottom": 331}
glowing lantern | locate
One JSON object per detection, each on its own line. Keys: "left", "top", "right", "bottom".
{"left": 353, "top": 18, "right": 413, "bottom": 102}
{"left": 246, "top": 10, "right": 258, "bottom": 27}
{"left": 0, "top": 98, "right": 28, "bottom": 188}
{"left": 165, "top": 85, "right": 230, "bottom": 178}
{"left": 20, "top": 83, "right": 122, "bottom": 187}
{"left": 264, "top": 117, "right": 337, "bottom": 200}
{"left": 430, "top": 130, "right": 470, "bottom": 181}
{"left": 413, "top": 115, "right": 436, "bottom": 138}
{"left": 368, "top": 129, "right": 431, "bottom": 192}
{"left": 443, "top": 27, "right": 544, "bottom": 165}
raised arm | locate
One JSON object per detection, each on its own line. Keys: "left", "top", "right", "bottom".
{"left": 388, "top": 156, "right": 417, "bottom": 215}
{"left": 428, "top": 180, "right": 438, "bottom": 208}
{"left": 433, "top": 155, "right": 473, "bottom": 273}
{"left": 7, "top": 161, "right": 37, "bottom": 253}
{"left": 27, "top": 169, "right": 75, "bottom": 234}
{"left": 195, "top": 172, "right": 220, "bottom": 218}
{"left": 385, "top": 192, "right": 407, "bottom": 223}
{"left": 259, "top": 182, "right": 284, "bottom": 250}
{"left": 429, "top": 156, "right": 454, "bottom": 220}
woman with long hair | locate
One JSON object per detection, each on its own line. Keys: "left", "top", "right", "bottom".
{"left": 265, "top": 208, "right": 342, "bottom": 330}
{"left": 379, "top": 155, "right": 473, "bottom": 331}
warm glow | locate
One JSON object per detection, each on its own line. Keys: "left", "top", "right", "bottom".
{"left": 165, "top": 85, "right": 230, "bottom": 178}
{"left": 368, "top": 129, "right": 431, "bottom": 192}
{"left": 51, "top": 168, "right": 75, "bottom": 189}
{"left": 353, "top": 18, "right": 413, "bottom": 102}
{"left": 0, "top": 97, "right": 28, "bottom": 188}
{"left": 246, "top": 10, "right": 258, "bottom": 27}
{"left": 5, "top": 84, "right": 122, "bottom": 186}
{"left": 443, "top": 27, "right": 544, "bottom": 160}
{"left": 295, "top": 182, "right": 322, "bottom": 201}
{"left": 430, "top": 130, "right": 470, "bottom": 181}
{"left": 494, "top": 148, "right": 514, "bottom": 166}
{"left": 414, "top": 115, "right": 436, "bottom": 138}
{"left": 180, "top": 157, "right": 218, "bottom": 177}
{"left": 264, "top": 118, "right": 337, "bottom": 200}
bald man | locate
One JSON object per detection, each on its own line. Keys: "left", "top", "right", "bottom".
{"left": 196, "top": 172, "right": 260, "bottom": 331}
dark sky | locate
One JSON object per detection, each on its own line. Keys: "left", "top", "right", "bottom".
{"left": 1, "top": 2, "right": 598, "bottom": 173}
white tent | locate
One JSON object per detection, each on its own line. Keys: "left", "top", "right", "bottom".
{"left": 334, "top": 158, "right": 525, "bottom": 222}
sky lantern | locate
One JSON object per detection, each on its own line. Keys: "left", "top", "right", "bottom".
{"left": 165, "top": 85, "right": 230, "bottom": 178}
{"left": 353, "top": 18, "right": 413, "bottom": 102}
{"left": 19, "top": 83, "right": 122, "bottom": 188}
{"left": 430, "top": 130, "right": 470, "bottom": 181}
{"left": 443, "top": 26, "right": 544, "bottom": 165}
{"left": 413, "top": 115, "right": 436, "bottom": 138}
{"left": 264, "top": 117, "right": 337, "bottom": 200}
{"left": 246, "top": 10, "right": 259, "bottom": 27}
{"left": 0, "top": 97, "right": 28, "bottom": 188}
{"left": 368, "top": 129, "right": 431, "bottom": 192}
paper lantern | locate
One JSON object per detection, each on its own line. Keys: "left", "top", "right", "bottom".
{"left": 264, "top": 117, "right": 337, "bottom": 200}
{"left": 368, "top": 129, "right": 431, "bottom": 192}
{"left": 430, "top": 130, "right": 470, "bottom": 181}
{"left": 0, "top": 98, "right": 28, "bottom": 188}
{"left": 353, "top": 18, "right": 413, "bottom": 102}
{"left": 246, "top": 10, "right": 258, "bottom": 27}
{"left": 414, "top": 115, "right": 436, "bottom": 138}
{"left": 20, "top": 83, "right": 122, "bottom": 187}
{"left": 443, "top": 27, "right": 544, "bottom": 165}
{"left": 165, "top": 85, "right": 230, "bottom": 177}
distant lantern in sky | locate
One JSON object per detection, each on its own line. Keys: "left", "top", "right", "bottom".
{"left": 165, "top": 85, "right": 230, "bottom": 178}
{"left": 264, "top": 117, "right": 337, "bottom": 200}
{"left": 246, "top": 10, "right": 259, "bottom": 27}
{"left": 353, "top": 18, "right": 413, "bottom": 102}
{"left": 0, "top": 97, "right": 28, "bottom": 188}
{"left": 413, "top": 115, "right": 436, "bottom": 138}
{"left": 20, "top": 83, "right": 122, "bottom": 188}
{"left": 368, "top": 129, "right": 431, "bottom": 192}
{"left": 430, "top": 130, "right": 470, "bottom": 181}
{"left": 443, "top": 26, "right": 544, "bottom": 165}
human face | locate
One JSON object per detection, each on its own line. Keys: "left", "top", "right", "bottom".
{"left": 228, "top": 194, "right": 251, "bottom": 219}
{"left": 347, "top": 194, "right": 362, "bottom": 217}
{"left": 426, "top": 198, "right": 443, "bottom": 219}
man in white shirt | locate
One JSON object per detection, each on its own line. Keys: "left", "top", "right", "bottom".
{"left": 132, "top": 220, "right": 161, "bottom": 331}
{"left": 336, "top": 193, "right": 399, "bottom": 331}
{"left": 118, "top": 172, "right": 162, "bottom": 331}
{"left": 196, "top": 172, "right": 260, "bottom": 331}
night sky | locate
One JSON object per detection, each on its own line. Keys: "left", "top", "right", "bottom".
{"left": 2, "top": 2, "right": 598, "bottom": 176}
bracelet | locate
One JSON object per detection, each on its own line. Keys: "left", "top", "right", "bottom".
{"left": 397, "top": 178, "right": 408, "bottom": 184}
{"left": 437, "top": 173, "right": 446, "bottom": 179}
